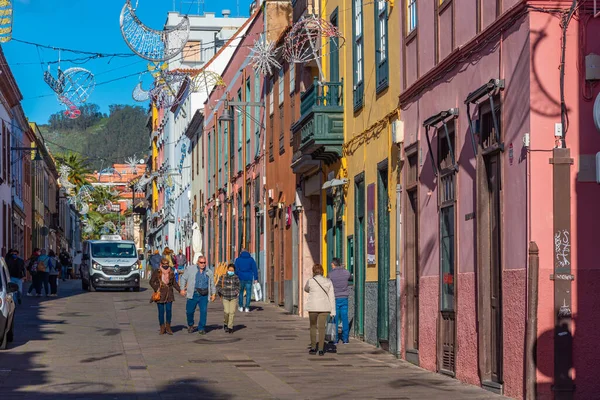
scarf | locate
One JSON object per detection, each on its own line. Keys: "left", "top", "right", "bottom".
{"left": 161, "top": 268, "right": 170, "bottom": 285}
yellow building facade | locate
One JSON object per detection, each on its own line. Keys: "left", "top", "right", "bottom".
{"left": 340, "top": 0, "right": 401, "bottom": 353}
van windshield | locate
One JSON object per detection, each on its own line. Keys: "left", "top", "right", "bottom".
{"left": 91, "top": 243, "right": 137, "bottom": 258}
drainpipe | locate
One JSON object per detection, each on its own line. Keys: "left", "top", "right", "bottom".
{"left": 526, "top": 241, "right": 539, "bottom": 400}
{"left": 396, "top": 182, "right": 402, "bottom": 358}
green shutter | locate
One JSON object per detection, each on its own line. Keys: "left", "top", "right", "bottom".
{"left": 375, "top": 1, "right": 389, "bottom": 92}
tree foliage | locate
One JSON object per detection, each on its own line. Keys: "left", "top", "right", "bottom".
{"left": 43, "top": 104, "right": 149, "bottom": 171}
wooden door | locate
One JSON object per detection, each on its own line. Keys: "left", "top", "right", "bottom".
{"left": 377, "top": 166, "right": 390, "bottom": 347}
{"left": 486, "top": 154, "right": 503, "bottom": 383}
{"left": 406, "top": 188, "right": 419, "bottom": 362}
{"left": 354, "top": 177, "right": 365, "bottom": 338}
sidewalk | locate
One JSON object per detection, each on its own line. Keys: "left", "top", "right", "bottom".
{"left": 0, "top": 280, "right": 511, "bottom": 399}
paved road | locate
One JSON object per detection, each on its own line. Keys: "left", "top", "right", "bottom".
{"left": 0, "top": 280, "right": 510, "bottom": 399}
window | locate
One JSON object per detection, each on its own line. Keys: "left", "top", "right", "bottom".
{"left": 269, "top": 78, "right": 274, "bottom": 115}
{"left": 375, "top": 0, "right": 389, "bottom": 90}
{"left": 237, "top": 89, "right": 243, "bottom": 172}
{"left": 407, "top": 0, "right": 417, "bottom": 33}
{"left": 246, "top": 78, "right": 251, "bottom": 167}
{"left": 278, "top": 68, "right": 284, "bottom": 105}
{"left": 352, "top": 0, "right": 364, "bottom": 109}
{"left": 183, "top": 41, "right": 202, "bottom": 62}
{"left": 289, "top": 63, "right": 295, "bottom": 94}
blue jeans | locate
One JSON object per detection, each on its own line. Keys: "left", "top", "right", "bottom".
{"left": 157, "top": 302, "right": 173, "bottom": 325}
{"left": 62, "top": 265, "right": 68, "bottom": 279}
{"left": 186, "top": 291, "right": 208, "bottom": 330}
{"left": 335, "top": 297, "right": 349, "bottom": 343}
{"left": 238, "top": 280, "right": 253, "bottom": 309}
{"left": 10, "top": 277, "right": 22, "bottom": 304}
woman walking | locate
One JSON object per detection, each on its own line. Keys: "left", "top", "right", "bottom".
{"left": 304, "top": 264, "right": 336, "bottom": 356}
{"left": 48, "top": 250, "right": 60, "bottom": 296}
{"left": 217, "top": 264, "right": 240, "bottom": 333}
{"left": 150, "top": 257, "right": 181, "bottom": 335}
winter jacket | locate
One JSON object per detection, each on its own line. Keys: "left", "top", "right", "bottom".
{"left": 328, "top": 267, "right": 352, "bottom": 298}
{"left": 217, "top": 274, "right": 241, "bottom": 301}
{"left": 149, "top": 254, "right": 162, "bottom": 269}
{"left": 6, "top": 255, "right": 25, "bottom": 279}
{"left": 234, "top": 251, "right": 258, "bottom": 282}
{"left": 180, "top": 266, "right": 216, "bottom": 299}
{"left": 304, "top": 275, "right": 336, "bottom": 315}
{"left": 149, "top": 268, "right": 181, "bottom": 303}
{"left": 48, "top": 257, "right": 60, "bottom": 276}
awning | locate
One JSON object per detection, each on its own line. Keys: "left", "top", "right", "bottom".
{"left": 423, "top": 108, "right": 459, "bottom": 177}
{"left": 464, "top": 79, "right": 504, "bottom": 155}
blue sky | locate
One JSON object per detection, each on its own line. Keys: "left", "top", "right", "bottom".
{"left": 3, "top": 0, "right": 252, "bottom": 124}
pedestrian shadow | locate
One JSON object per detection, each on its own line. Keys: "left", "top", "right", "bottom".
{"left": 80, "top": 352, "right": 123, "bottom": 364}
{"left": 232, "top": 324, "right": 247, "bottom": 332}
{"left": 170, "top": 325, "right": 187, "bottom": 333}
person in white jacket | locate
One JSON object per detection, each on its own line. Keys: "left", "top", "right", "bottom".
{"left": 304, "top": 264, "right": 336, "bottom": 356}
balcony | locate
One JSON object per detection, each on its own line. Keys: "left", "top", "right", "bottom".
{"left": 291, "top": 78, "right": 344, "bottom": 174}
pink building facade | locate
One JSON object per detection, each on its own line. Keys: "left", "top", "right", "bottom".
{"left": 398, "top": 1, "right": 600, "bottom": 398}
{"left": 203, "top": 9, "right": 265, "bottom": 269}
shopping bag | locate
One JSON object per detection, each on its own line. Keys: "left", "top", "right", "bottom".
{"left": 252, "top": 282, "right": 263, "bottom": 302}
{"left": 325, "top": 317, "right": 337, "bottom": 343}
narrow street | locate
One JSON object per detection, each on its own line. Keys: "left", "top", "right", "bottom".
{"left": 0, "top": 280, "right": 508, "bottom": 400}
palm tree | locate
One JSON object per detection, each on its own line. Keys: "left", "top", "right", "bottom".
{"left": 56, "top": 152, "right": 94, "bottom": 189}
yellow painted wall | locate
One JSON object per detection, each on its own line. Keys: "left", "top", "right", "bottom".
{"left": 341, "top": 1, "right": 402, "bottom": 283}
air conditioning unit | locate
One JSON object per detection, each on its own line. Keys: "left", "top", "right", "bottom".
{"left": 392, "top": 119, "right": 404, "bottom": 144}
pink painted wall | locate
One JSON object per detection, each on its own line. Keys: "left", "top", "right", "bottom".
{"left": 529, "top": 11, "right": 600, "bottom": 400}
{"left": 400, "top": 13, "right": 530, "bottom": 398}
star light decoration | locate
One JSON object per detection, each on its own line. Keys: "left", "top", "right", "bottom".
{"left": 125, "top": 155, "right": 139, "bottom": 174}
{"left": 58, "top": 165, "right": 76, "bottom": 194}
{"left": 249, "top": 38, "right": 281, "bottom": 76}
{"left": 83, "top": 219, "right": 94, "bottom": 234}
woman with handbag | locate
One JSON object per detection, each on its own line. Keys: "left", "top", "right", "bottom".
{"left": 304, "top": 264, "right": 336, "bottom": 356}
{"left": 150, "top": 257, "right": 181, "bottom": 335}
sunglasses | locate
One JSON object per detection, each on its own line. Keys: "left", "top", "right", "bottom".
{"left": 198, "top": 261, "right": 206, "bottom": 264}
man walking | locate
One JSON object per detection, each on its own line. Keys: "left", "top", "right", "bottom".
{"left": 180, "top": 256, "right": 215, "bottom": 335}
{"left": 59, "top": 249, "right": 72, "bottom": 281}
{"left": 26, "top": 248, "right": 41, "bottom": 297}
{"left": 234, "top": 249, "right": 258, "bottom": 313}
{"left": 328, "top": 258, "right": 351, "bottom": 344}
{"left": 6, "top": 249, "right": 25, "bottom": 305}
{"left": 73, "top": 250, "right": 82, "bottom": 279}
{"left": 149, "top": 250, "right": 162, "bottom": 271}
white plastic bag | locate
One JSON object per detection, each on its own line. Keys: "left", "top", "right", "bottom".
{"left": 252, "top": 282, "right": 263, "bottom": 302}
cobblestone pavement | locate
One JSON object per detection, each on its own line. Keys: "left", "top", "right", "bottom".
{"left": 0, "top": 280, "right": 511, "bottom": 400}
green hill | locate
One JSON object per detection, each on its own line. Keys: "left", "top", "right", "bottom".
{"left": 41, "top": 104, "right": 150, "bottom": 171}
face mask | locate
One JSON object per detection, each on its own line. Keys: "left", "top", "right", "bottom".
{"left": 227, "top": 271, "right": 235, "bottom": 276}
{"left": 161, "top": 265, "right": 169, "bottom": 270}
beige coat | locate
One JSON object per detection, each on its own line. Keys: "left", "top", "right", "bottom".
{"left": 304, "top": 275, "right": 336, "bottom": 315}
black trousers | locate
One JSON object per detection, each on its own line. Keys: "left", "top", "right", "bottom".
{"left": 49, "top": 275, "right": 58, "bottom": 294}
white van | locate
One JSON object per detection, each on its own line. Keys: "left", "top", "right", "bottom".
{"left": 81, "top": 235, "right": 143, "bottom": 292}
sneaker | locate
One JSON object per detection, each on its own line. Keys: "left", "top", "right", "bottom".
{"left": 198, "top": 330, "right": 206, "bottom": 335}
{"left": 318, "top": 350, "right": 325, "bottom": 356}
{"left": 27, "top": 293, "right": 33, "bottom": 297}
{"left": 308, "top": 348, "right": 317, "bottom": 355}
{"left": 238, "top": 307, "right": 244, "bottom": 312}
{"left": 228, "top": 327, "right": 234, "bottom": 334}
{"left": 342, "top": 341, "right": 349, "bottom": 345}
{"left": 187, "top": 326, "right": 195, "bottom": 334}
{"left": 223, "top": 324, "right": 228, "bottom": 332}
{"left": 244, "top": 308, "right": 249, "bottom": 313}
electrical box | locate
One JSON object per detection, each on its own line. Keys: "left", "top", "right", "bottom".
{"left": 555, "top": 123, "right": 563, "bottom": 137}
{"left": 586, "top": 53, "right": 600, "bottom": 81}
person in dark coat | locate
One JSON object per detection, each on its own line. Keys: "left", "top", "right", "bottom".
{"left": 6, "top": 249, "right": 26, "bottom": 304}
{"left": 234, "top": 250, "right": 258, "bottom": 312}
{"left": 149, "top": 257, "right": 181, "bottom": 335}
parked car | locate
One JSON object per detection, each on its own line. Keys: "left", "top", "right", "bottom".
{"left": 0, "top": 256, "right": 17, "bottom": 349}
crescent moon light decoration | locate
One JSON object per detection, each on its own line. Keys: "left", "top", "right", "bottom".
{"left": 284, "top": 15, "right": 345, "bottom": 67}
{"left": 120, "top": 0, "right": 190, "bottom": 62}
{"left": 60, "top": 67, "right": 96, "bottom": 107}
{"left": 189, "top": 70, "right": 225, "bottom": 94}
{"left": 0, "top": 0, "right": 13, "bottom": 43}
{"left": 132, "top": 81, "right": 150, "bottom": 102}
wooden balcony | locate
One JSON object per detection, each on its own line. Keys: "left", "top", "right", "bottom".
{"left": 290, "top": 78, "right": 344, "bottom": 174}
